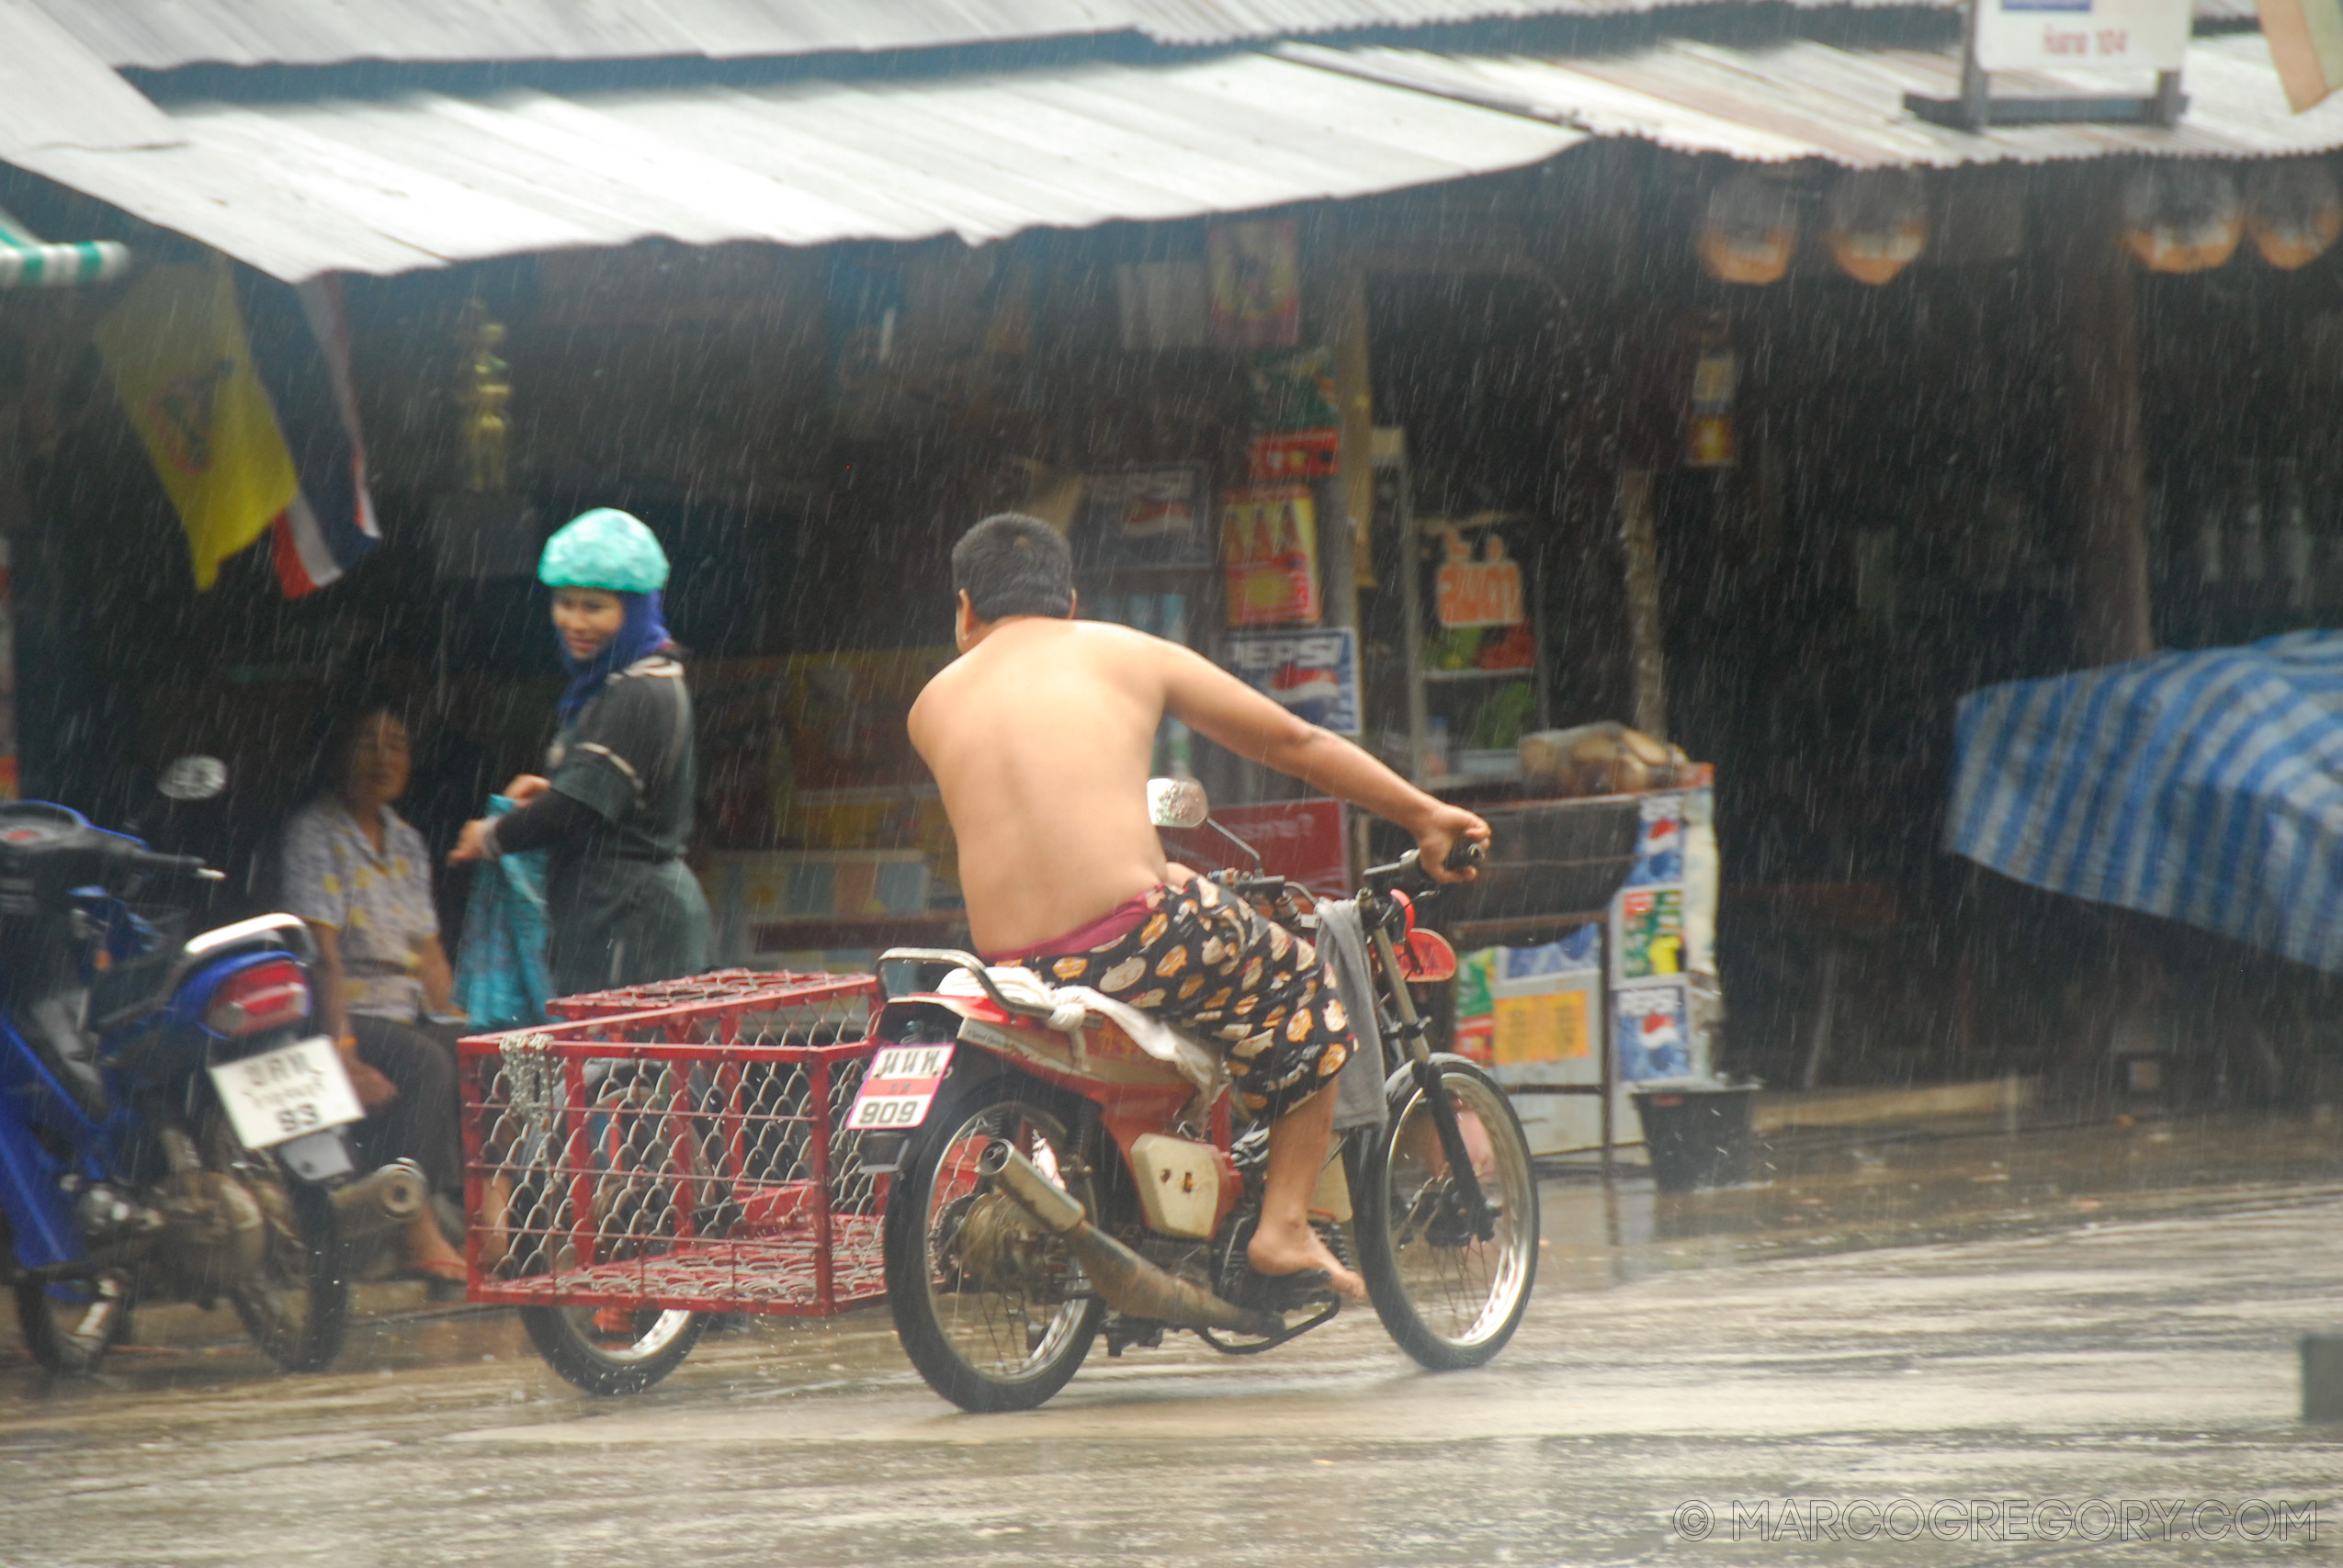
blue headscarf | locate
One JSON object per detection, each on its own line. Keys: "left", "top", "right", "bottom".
{"left": 556, "top": 589, "right": 671, "bottom": 726}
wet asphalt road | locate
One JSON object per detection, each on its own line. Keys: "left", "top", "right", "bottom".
{"left": 5, "top": 1111, "right": 2341, "bottom": 1567}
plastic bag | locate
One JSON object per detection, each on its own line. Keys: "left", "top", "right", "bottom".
{"left": 451, "top": 795, "right": 551, "bottom": 1031}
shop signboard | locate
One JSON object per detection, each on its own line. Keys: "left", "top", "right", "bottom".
{"left": 1628, "top": 794, "right": 1687, "bottom": 886}
{"left": 1494, "top": 984, "right": 1595, "bottom": 1066}
{"left": 1221, "top": 484, "right": 1321, "bottom": 627}
{"left": 1223, "top": 627, "right": 1359, "bottom": 735}
{"left": 1245, "top": 345, "right": 1339, "bottom": 480}
{"left": 1206, "top": 217, "right": 1300, "bottom": 350}
{"left": 1194, "top": 798, "right": 1351, "bottom": 900}
{"left": 1076, "top": 462, "right": 1214, "bottom": 568}
{"left": 1433, "top": 532, "right": 1526, "bottom": 628}
{"left": 1614, "top": 888, "right": 1685, "bottom": 979}
{"left": 1972, "top": 0, "right": 2189, "bottom": 71}
{"left": 1454, "top": 928, "right": 1600, "bottom": 1069}
{"left": 1615, "top": 981, "right": 1693, "bottom": 1082}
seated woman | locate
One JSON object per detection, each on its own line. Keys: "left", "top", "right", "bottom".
{"left": 279, "top": 702, "right": 469, "bottom": 1286}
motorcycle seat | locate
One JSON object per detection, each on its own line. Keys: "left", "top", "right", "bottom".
{"left": 934, "top": 964, "right": 1220, "bottom": 1096}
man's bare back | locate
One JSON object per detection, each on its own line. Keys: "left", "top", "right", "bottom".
{"left": 910, "top": 617, "right": 1183, "bottom": 955}
{"left": 911, "top": 612, "right": 1488, "bottom": 957}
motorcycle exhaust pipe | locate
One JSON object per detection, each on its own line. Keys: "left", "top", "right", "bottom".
{"left": 977, "top": 1140, "right": 1280, "bottom": 1337}
{"left": 332, "top": 1158, "right": 429, "bottom": 1242}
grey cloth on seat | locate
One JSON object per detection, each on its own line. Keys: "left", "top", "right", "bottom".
{"left": 1313, "top": 897, "right": 1388, "bottom": 1133}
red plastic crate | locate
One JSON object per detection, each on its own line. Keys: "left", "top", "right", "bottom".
{"left": 459, "top": 973, "right": 888, "bottom": 1317}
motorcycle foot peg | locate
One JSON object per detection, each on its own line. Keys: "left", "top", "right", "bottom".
{"left": 1230, "top": 1266, "right": 1340, "bottom": 1315}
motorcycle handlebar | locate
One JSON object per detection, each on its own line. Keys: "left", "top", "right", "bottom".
{"left": 1363, "top": 838, "right": 1488, "bottom": 890}
{"left": 97, "top": 839, "right": 220, "bottom": 883}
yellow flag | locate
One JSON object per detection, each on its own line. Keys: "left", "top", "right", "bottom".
{"left": 93, "top": 260, "right": 297, "bottom": 589}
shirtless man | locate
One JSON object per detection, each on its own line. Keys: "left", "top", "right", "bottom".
{"left": 909, "top": 514, "right": 1488, "bottom": 1300}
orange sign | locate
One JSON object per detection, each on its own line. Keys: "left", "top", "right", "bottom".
{"left": 1494, "top": 990, "right": 1591, "bottom": 1066}
{"left": 1434, "top": 533, "right": 1525, "bottom": 629}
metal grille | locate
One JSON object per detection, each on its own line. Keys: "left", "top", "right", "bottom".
{"left": 460, "top": 974, "right": 887, "bottom": 1316}
{"left": 547, "top": 968, "right": 860, "bottom": 1021}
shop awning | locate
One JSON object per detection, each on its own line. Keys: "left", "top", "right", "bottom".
{"left": 1284, "top": 32, "right": 2343, "bottom": 166}
{"left": 2, "top": 51, "right": 1585, "bottom": 283}
{"left": 0, "top": 204, "right": 130, "bottom": 288}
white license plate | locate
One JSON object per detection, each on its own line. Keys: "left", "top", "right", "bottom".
{"left": 208, "top": 1036, "right": 365, "bottom": 1151}
{"left": 846, "top": 1043, "right": 954, "bottom": 1132}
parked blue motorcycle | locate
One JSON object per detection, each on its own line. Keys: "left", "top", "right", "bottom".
{"left": 0, "top": 757, "right": 425, "bottom": 1375}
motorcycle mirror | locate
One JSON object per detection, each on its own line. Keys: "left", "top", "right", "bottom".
{"left": 155, "top": 755, "right": 229, "bottom": 803}
{"left": 1147, "top": 777, "right": 1210, "bottom": 830}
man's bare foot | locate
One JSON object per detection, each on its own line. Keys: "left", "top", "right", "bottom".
{"left": 405, "top": 1210, "right": 466, "bottom": 1279}
{"left": 1247, "top": 1217, "right": 1366, "bottom": 1301}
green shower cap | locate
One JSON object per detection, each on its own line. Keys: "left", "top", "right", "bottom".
{"left": 538, "top": 507, "right": 670, "bottom": 593}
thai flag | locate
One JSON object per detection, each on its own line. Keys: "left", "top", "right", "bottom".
{"left": 242, "top": 275, "right": 380, "bottom": 598}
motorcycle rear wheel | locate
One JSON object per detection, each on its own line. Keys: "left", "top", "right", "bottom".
{"left": 203, "top": 1112, "right": 351, "bottom": 1373}
{"left": 521, "top": 1304, "right": 707, "bottom": 1396}
{"left": 13, "top": 1269, "right": 130, "bottom": 1376}
{"left": 883, "top": 1074, "right": 1104, "bottom": 1413}
{"left": 1354, "top": 1055, "right": 1539, "bottom": 1371}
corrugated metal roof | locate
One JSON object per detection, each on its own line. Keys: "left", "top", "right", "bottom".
{"left": 5, "top": 51, "right": 1584, "bottom": 281}
{"left": 1131, "top": 0, "right": 2256, "bottom": 41}
{"left": 30, "top": 0, "right": 1146, "bottom": 70}
{"left": 1133, "top": 0, "right": 1925, "bottom": 42}
{"left": 0, "top": 0, "right": 182, "bottom": 155}
{"left": 1283, "top": 32, "right": 2343, "bottom": 165}
{"left": 33, "top": 0, "right": 2255, "bottom": 71}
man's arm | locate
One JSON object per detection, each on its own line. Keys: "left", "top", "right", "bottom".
{"left": 1158, "top": 643, "right": 1488, "bottom": 880}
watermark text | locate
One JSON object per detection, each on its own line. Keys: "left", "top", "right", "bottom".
{"left": 1670, "top": 1497, "right": 2319, "bottom": 1544}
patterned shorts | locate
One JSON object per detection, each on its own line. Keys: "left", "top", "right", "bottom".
{"left": 1021, "top": 878, "right": 1353, "bottom": 1122}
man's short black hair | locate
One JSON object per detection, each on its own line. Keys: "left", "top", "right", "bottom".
{"left": 952, "top": 513, "right": 1074, "bottom": 622}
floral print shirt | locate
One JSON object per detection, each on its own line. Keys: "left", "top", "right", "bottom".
{"left": 280, "top": 799, "right": 439, "bottom": 1022}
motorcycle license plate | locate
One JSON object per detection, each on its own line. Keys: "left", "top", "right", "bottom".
{"left": 845, "top": 1043, "right": 955, "bottom": 1132}
{"left": 208, "top": 1036, "right": 365, "bottom": 1151}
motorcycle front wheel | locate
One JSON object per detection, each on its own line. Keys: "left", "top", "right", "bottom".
{"left": 202, "top": 1111, "right": 351, "bottom": 1373}
{"left": 520, "top": 1304, "right": 707, "bottom": 1396}
{"left": 1353, "top": 1054, "right": 1539, "bottom": 1371}
{"left": 882, "top": 1074, "right": 1103, "bottom": 1413}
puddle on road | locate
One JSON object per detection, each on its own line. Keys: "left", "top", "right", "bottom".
{"left": 1534, "top": 1106, "right": 2343, "bottom": 1292}
{"left": 6, "top": 1108, "right": 2337, "bottom": 1401}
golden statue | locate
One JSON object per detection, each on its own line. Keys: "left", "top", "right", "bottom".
{"left": 454, "top": 298, "right": 510, "bottom": 493}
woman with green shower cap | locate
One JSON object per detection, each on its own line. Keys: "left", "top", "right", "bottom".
{"left": 450, "top": 508, "right": 711, "bottom": 994}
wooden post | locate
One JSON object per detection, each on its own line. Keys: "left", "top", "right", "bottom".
{"left": 2059, "top": 183, "right": 2156, "bottom": 667}
{"left": 1617, "top": 468, "right": 1670, "bottom": 739}
{"left": 1330, "top": 267, "right": 1377, "bottom": 593}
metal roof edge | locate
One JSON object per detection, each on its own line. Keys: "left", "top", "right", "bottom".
{"left": 1273, "top": 37, "right": 1581, "bottom": 124}
{"left": 0, "top": 0, "right": 185, "bottom": 156}
{"left": 1273, "top": 34, "right": 2343, "bottom": 168}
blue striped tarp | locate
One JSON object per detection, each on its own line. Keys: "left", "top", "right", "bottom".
{"left": 1947, "top": 631, "right": 2343, "bottom": 973}
{"left": 0, "top": 204, "right": 129, "bottom": 290}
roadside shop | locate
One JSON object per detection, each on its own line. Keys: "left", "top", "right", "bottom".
{"left": 8, "top": 6, "right": 2343, "bottom": 1132}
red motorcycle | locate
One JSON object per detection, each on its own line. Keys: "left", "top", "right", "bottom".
{"left": 853, "top": 780, "right": 1536, "bottom": 1413}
